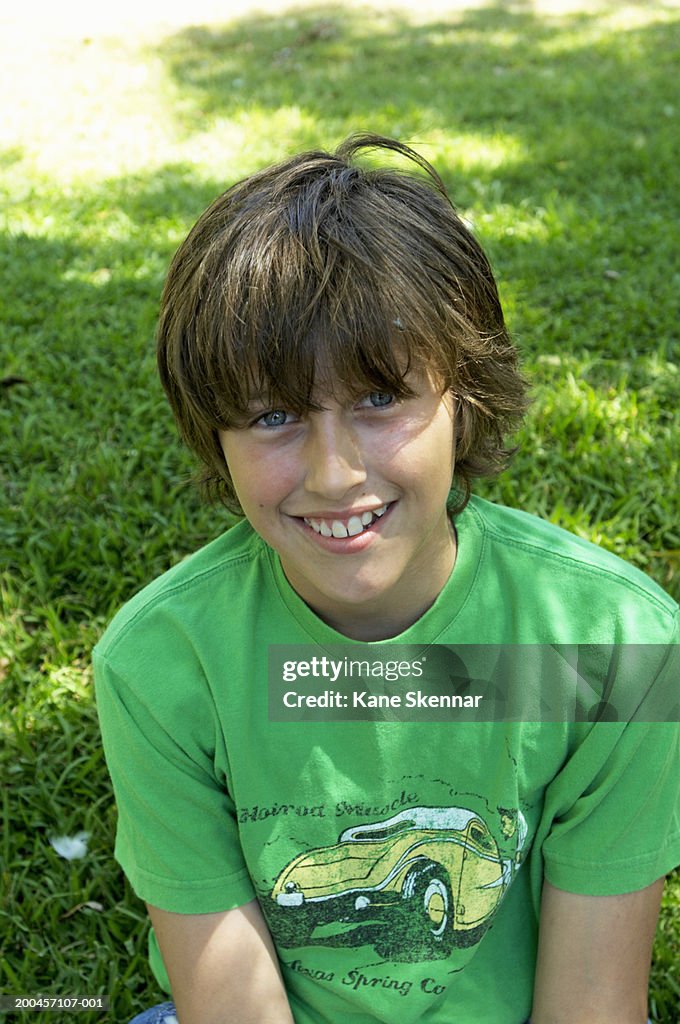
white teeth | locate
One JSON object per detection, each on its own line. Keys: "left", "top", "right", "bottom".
{"left": 303, "top": 503, "right": 390, "bottom": 538}
{"left": 347, "top": 516, "right": 364, "bottom": 537}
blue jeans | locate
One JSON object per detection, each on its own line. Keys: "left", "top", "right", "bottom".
{"left": 129, "top": 1004, "right": 178, "bottom": 1024}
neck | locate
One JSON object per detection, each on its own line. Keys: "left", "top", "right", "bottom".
{"left": 313, "top": 521, "right": 457, "bottom": 641}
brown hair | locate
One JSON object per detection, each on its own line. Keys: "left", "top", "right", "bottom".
{"left": 157, "top": 132, "right": 529, "bottom": 514}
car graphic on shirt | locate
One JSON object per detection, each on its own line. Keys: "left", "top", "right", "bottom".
{"left": 269, "top": 806, "right": 510, "bottom": 955}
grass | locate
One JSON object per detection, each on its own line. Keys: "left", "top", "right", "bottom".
{"left": 1, "top": 0, "right": 678, "bottom": 1019}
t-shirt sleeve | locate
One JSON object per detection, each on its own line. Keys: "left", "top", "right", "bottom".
{"left": 540, "top": 637, "right": 680, "bottom": 895}
{"left": 93, "top": 649, "right": 256, "bottom": 914}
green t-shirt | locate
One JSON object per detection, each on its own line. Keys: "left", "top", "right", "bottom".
{"left": 93, "top": 497, "right": 680, "bottom": 1024}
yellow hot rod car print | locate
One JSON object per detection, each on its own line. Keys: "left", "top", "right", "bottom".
{"left": 268, "top": 806, "right": 512, "bottom": 958}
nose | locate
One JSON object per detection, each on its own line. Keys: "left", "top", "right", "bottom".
{"left": 303, "top": 413, "right": 367, "bottom": 499}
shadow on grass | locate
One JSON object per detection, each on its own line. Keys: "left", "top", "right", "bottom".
{"left": 155, "top": 2, "right": 678, "bottom": 185}
{"left": 149, "top": 3, "right": 680, "bottom": 360}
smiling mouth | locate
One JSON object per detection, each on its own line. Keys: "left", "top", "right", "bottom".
{"left": 302, "top": 504, "right": 389, "bottom": 539}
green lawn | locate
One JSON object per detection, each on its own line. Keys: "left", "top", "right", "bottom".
{"left": 1, "top": 1, "right": 678, "bottom": 1020}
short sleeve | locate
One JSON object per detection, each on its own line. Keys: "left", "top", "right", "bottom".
{"left": 540, "top": 639, "right": 680, "bottom": 895}
{"left": 94, "top": 651, "right": 255, "bottom": 914}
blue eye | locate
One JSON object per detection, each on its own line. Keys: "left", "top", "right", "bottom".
{"left": 258, "top": 410, "right": 288, "bottom": 427}
{"left": 367, "top": 392, "right": 394, "bottom": 408}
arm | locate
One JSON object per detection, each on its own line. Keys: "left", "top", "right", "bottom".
{"left": 147, "top": 899, "right": 295, "bottom": 1024}
{"left": 530, "top": 877, "right": 665, "bottom": 1024}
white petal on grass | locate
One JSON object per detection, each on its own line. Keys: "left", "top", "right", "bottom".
{"left": 50, "top": 831, "right": 90, "bottom": 860}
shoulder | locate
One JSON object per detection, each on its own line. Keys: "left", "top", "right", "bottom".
{"left": 461, "top": 496, "right": 678, "bottom": 641}
{"left": 94, "top": 518, "right": 268, "bottom": 661}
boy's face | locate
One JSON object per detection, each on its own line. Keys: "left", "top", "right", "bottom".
{"left": 218, "top": 368, "right": 457, "bottom": 640}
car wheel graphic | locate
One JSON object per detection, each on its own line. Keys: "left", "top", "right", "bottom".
{"left": 422, "top": 877, "right": 449, "bottom": 937}
{"left": 402, "top": 861, "right": 454, "bottom": 952}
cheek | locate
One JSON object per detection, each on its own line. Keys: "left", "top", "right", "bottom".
{"left": 226, "top": 446, "right": 297, "bottom": 514}
{"left": 218, "top": 439, "right": 260, "bottom": 509}
{"left": 390, "top": 421, "right": 456, "bottom": 480}
{"left": 435, "top": 412, "right": 457, "bottom": 471}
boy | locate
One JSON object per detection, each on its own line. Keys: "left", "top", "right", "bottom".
{"left": 94, "top": 134, "right": 679, "bottom": 1024}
